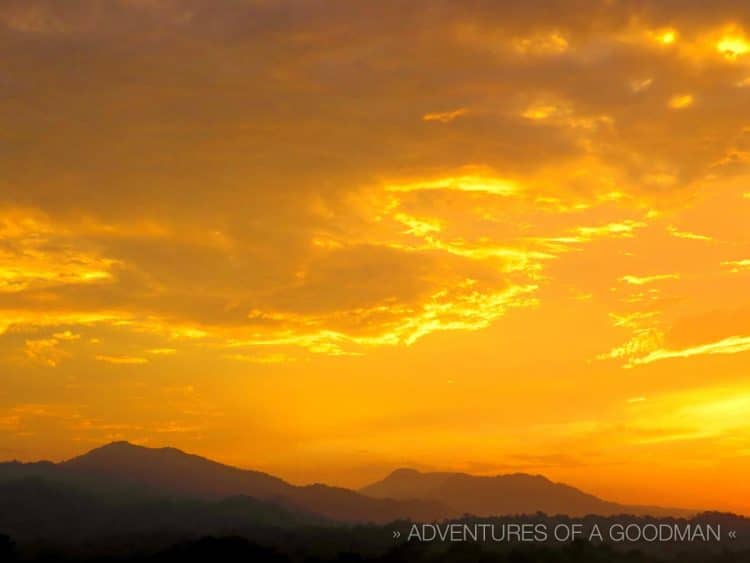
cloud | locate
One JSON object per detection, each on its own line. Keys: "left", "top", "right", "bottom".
{"left": 147, "top": 348, "right": 177, "bottom": 355}
{"left": 0, "top": 207, "right": 118, "bottom": 294}
{"left": 572, "top": 221, "right": 646, "bottom": 241}
{"left": 620, "top": 273, "right": 681, "bottom": 285}
{"left": 631, "top": 335, "right": 750, "bottom": 365}
{"left": 2, "top": 0, "right": 750, "bottom": 364}
{"left": 24, "top": 338, "right": 69, "bottom": 367}
{"left": 722, "top": 258, "right": 750, "bottom": 272}
{"left": 667, "top": 226, "right": 712, "bottom": 241}
{"left": 668, "top": 94, "right": 694, "bottom": 109}
{"left": 53, "top": 330, "right": 80, "bottom": 341}
{"left": 95, "top": 354, "right": 149, "bottom": 365}
{"left": 386, "top": 173, "right": 520, "bottom": 196}
{"left": 224, "top": 353, "right": 294, "bottom": 364}
{"left": 423, "top": 108, "right": 469, "bottom": 123}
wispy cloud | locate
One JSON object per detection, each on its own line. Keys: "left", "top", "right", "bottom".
{"left": 95, "top": 355, "right": 149, "bottom": 365}
{"left": 722, "top": 259, "right": 750, "bottom": 272}
{"left": 620, "top": 273, "right": 681, "bottom": 285}
{"left": 667, "top": 226, "right": 712, "bottom": 241}
{"left": 631, "top": 335, "right": 750, "bottom": 365}
{"left": 422, "top": 108, "right": 468, "bottom": 123}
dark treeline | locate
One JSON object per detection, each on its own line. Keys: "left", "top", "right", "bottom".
{"left": 2, "top": 534, "right": 750, "bottom": 563}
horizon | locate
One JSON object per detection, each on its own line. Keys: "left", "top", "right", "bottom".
{"left": 0, "top": 439, "right": 715, "bottom": 516}
{"left": 0, "top": 439, "right": 597, "bottom": 487}
{"left": 2, "top": 0, "right": 750, "bottom": 520}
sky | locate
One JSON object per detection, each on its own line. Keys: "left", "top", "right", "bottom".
{"left": 1, "top": 0, "right": 750, "bottom": 514}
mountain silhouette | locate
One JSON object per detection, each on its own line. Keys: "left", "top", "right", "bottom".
{"left": 360, "top": 468, "right": 692, "bottom": 517}
{"left": 62, "top": 441, "right": 291, "bottom": 499}
{"left": 0, "top": 442, "right": 693, "bottom": 532}
{"left": 1, "top": 442, "right": 448, "bottom": 524}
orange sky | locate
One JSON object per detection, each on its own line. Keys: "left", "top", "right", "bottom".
{"left": 1, "top": 0, "right": 750, "bottom": 515}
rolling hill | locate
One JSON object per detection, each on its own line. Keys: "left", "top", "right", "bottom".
{"left": 360, "top": 468, "right": 692, "bottom": 518}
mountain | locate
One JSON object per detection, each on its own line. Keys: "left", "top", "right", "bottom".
{"left": 0, "top": 442, "right": 449, "bottom": 524}
{"left": 61, "top": 441, "right": 291, "bottom": 499}
{"left": 0, "top": 443, "right": 691, "bottom": 531}
{"left": 360, "top": 468, "right": 692, "bottom": 518}
{"left": 0, "top": 477, "right": 319, "bottom": 541}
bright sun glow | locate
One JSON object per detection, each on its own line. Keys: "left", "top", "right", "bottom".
{"left": 717, "top": 34, "right": 750, "bottom": 58}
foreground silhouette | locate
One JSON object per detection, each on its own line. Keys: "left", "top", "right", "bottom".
{"left": 3, "top": 534, "right": 750, "bottom": 562}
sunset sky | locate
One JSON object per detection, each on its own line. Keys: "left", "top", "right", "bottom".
{"left": 1, "top": 0, "right": 750, "bottom": 514}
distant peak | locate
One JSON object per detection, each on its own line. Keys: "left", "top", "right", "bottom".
{"left": 92, "top": 441, "right": 185, "bottom": 454}
{"left": 102, "top": 440, "right": 137, "bottom": 448}
{"left": 89, "top": 441, "right": 151, "bottom": 454}
{"left": 380, "top": 468, "right": 554, "bottom": 484}
{"left": 62, "top": 441, "right": 197, "bottom": 467}
{"left": 503, "top": 472, "right": 548, "bottom": 480}
{"left": 388, "top": 468, "right": 422, "bottom": 477}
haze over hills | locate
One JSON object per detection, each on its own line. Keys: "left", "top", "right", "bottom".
{"left": 0, "top": 441, "right": 693, "bottom": 533}
{"left": 1, "top": 442, "right": 447, "bottom": 525}
{"left": 360, "top": 468, "right": 693, "bottom": 518}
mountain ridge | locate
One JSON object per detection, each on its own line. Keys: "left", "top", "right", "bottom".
{"left": 1, "top": 442, "right": 693, "bottom": 522}
{"left": 360, "top": 467, "right": 694, "bottom": 518}
{"left": 2, "top": 441, "right": 449, "bottom": 524}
